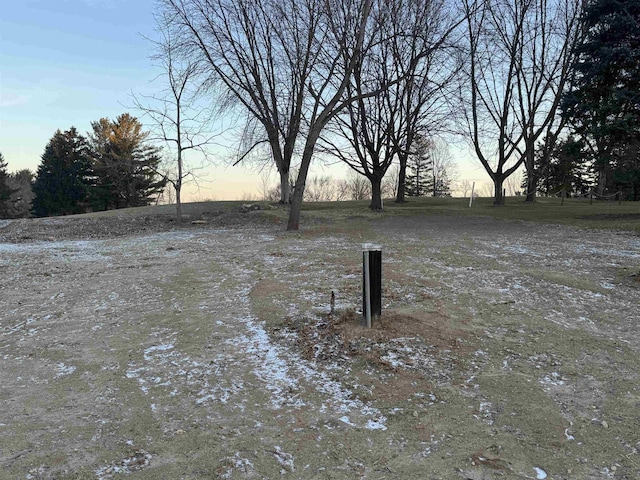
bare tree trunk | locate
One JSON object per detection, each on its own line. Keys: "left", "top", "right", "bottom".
{"left": 279, "top": 170, "right": 291, "bottom": 204}
{"left": 369, "top": 176, "right": 383, "bottom": 210}
{"left": 525, "top": 173, "right": 537, "bottom": 203}
{"left": 523, "top": 140, "right": 536, "bottom": 203}
{"left": 395, "top": 154, "right": 407, "bottom": 203}
{"left": 493, "top": 176, "right": 505, "bottom": 205}
{"left": 176, "top": 147, "right": 183, "bottom": 223}
{"left": 176, "top": 182, "right": 183, "bottom": 222}
{"left": 287, "top": 142, "right": 315, "bottom": 231}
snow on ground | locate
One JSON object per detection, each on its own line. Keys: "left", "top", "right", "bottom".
{"left": 1, "top": 215, "right": 639, "bottom": 479}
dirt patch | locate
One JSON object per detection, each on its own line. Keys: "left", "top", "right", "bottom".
{"left": 336, "top": 310, "right": 465, "bottom": 348}
{"left": 0, "top": 203, "right": 283, "bottom": 243}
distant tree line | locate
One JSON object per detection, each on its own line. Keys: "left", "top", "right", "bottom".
{"left": 257, "top": 137, "right": 454, "bottom": 203}
{"left": 1, "top": 114, "right": 166, "bottom": 219}
{"left": 4, "top": 0, "right": 638, "bottom": 223}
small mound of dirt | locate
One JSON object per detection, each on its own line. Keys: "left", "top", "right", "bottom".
{"left": 333, "top": 309, "right": 467, "bottom": 351}
{"left": 281, "top": 308, "right": 470, "bottom": 371}
{"left": 0, "top": 206, "right": 283, "bottom": 243}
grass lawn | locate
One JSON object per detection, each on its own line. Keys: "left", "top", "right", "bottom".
{"left": 299, "top": 196, "right": 640, "bottom": 234}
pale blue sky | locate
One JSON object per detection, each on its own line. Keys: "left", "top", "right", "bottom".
{"left": 1, "top": 0, "right": 159, "bottom": 169}
{"left": 0, "top": 0, "right": 267, "bottom": 199}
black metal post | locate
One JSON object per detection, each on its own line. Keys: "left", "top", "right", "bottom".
{"left": 362, "top": 244, "right": 382, "bottom": 326}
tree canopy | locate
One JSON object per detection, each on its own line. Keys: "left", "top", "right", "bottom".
{"left": 31, "top": 115, "right": 166, "bottom": 217}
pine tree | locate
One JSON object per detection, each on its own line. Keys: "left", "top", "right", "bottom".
{"left": 562, "top": 0, "right": 640, "bottom": 196}
{"left": 0, "top": 152, "right": 14, "bottom": 218}
{"left": 612, "top": 140, "right": 640, "bottom": 200}
{"left": 404, "top": 136, "right": 433, "bottom": 197}
{"left": 538, "top": 137, "right": 591, "bottom": 196}
{"left": 7, "top": 169, "right": 35, "bottom": 218}
{"left": 88, "top": 114, "right": 166, "bottom": 210}
{"left": 31, "top": 128, "right": 94, "bottom": 217}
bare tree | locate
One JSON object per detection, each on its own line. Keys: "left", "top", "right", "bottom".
{"left": 459, "top": 0, "right": 583, "bottom": 205}
{"left": 339, "top": 171, "right": 372, "bottom": 200}
{"left": 304, "top": 175, "right": 336, "bottom": 202}
{"left": 479, "top": 181, "right": 495, "bottom": 197}
{"left": 320, "top": 0, "right": 462, "bottom": 209}
{"left": 382, "top": 163, "right": 400, "bottom": 199}
{"left": 161, "top": 0, "right": 319, "bottom": 206}
{"left": 318, "top": 0, "right": 398, "bottom": 210}
{"left": 258, "top": 170, "right": 281, "bottom": 202}
{"left": 391, "top": 0, "right": 464, "bottom": 203}
{"left": 516, "top": 0, "right": 584, "bottom": 202}
{"left": 459, "top": 178, "right": 473, "bottom": 197}
{"left": 430, "top": 139, "right": 458, "bottom": 196}
{"left": 162, "top": 0, "right": 373, "bottom": 230}
{"left": 505, "top": 172, "right": 524, "bottom": 196}
{"left": 133, "top": 12, "right": 220, "bottom": 222}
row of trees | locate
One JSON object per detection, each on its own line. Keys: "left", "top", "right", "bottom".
{"left": 147, "top": 0, "right": 638, "bottom": 231}
{"left": 0, "top": 125, "right": 453, "bottom": 219}
{"left": 5, "top": 1, "right": 637, "bottom": 221}
{"left": 29, "top": 114, "right": 165, "bottom": 217}
{"left": 154, "top": 0, "right": 466, "bottom": 229}
{"left": 259, "top": 147, "right": 454, "bottom": 204}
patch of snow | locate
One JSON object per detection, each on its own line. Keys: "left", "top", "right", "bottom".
{"left": 25, "top": 466, "right": 47, "bottom": 479}
{"left": 366, "top": 419, "right": 387, "bottom": 431}
{"left": 476, "top": 401, "right": 495, "bottom": 425}
{"left": 231, "top": 322, "right": 306, "bottom": 409}
{"left": 339, "top": 416, "right": 356, "bottom": 426}
{"left": 55, "top": 363, "right": 76, "bottom": 378}
{"left": 504, "top": 244, "right": 538, "bottom": 256}
{"left": 272, "top": 445, "right": 295, "bottom": 472}
{"left": 541, "top": 372, "right": 565, "bottom": 387}
{"left": 218, "top": 453, "right": 255, "bottom": 479}
{"left": 143, "top": 343, "right": 174, "bottom": 361}
{"left": 587, "top": 247, "right": 640, "bottom": 259}
{"left": 533, "top": 466, "right": 547, "bottom": 479}
{"left": 233, "top": 314, "right": 388, "bottom": 430}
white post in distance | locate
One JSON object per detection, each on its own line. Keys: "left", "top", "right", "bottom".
{"left": 469, "top": 181, "right": 475, "bottom": 208}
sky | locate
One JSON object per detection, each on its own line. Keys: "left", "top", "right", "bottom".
{"left": 0, "top": 0, "right": 490, "bottom": 200}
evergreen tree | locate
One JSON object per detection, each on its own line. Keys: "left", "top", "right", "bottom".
{"left": 612, "top": 140, "right": 640, "bottom": 200}
{"left": 0, "top": 152, "right": 14, "bottom": 218}
{"left": 404, "top": 136, "right": 433, "bottom": 197}
{"left": 433, "top": 173, "right": 452, "bottom": 197}
{"left": 538, "top": 137, "right": 591, "bottom": 196}
{"left": 7, "top": 169, "right": 35, "bottom": 218}
{"left": 31, "top": 128, "right": 94, "bottom": 217}
{"left": 88, "top": 113, "right": 165, "bottom": 210}
{"left": 562, "top": 0, "right": 640, "bottom": 195}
